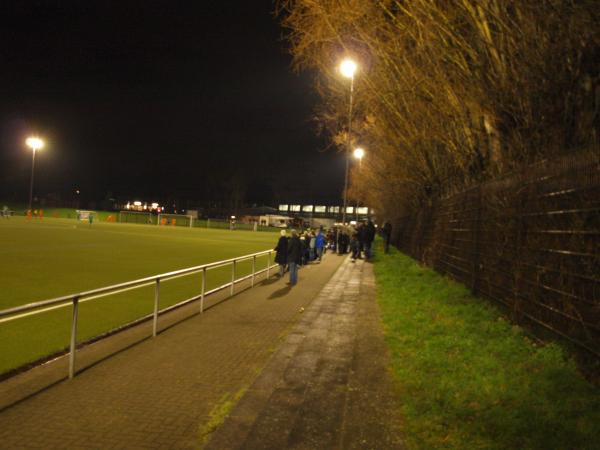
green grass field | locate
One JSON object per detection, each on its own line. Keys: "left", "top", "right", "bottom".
{"left": 0, "top": 217, "right": 279, "bottom": 375}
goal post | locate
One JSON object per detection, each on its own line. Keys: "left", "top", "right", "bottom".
{"left": 76, "top": 210, "right": 96, "bottom": 221}
{"left": 157, "top": 213, "right": 194, "bottom": 228}
{"left": 118, "top": 211, "right": 154, "bottom": 225}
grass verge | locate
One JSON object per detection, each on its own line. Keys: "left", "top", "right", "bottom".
{"left": 374, "top": 245, "right": 600, "bottom": 449}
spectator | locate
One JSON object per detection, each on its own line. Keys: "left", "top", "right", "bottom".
{"left": 382, "top": 222, "right": 392, "bottom": 253}
{"left": 274, "top": 230, "right": 288, "bottom": 277}
{"left": 299, "top": 234, "right": 308, "bottom": 265}
{"left": 286, "top": 229, "right": 302, "bottom": 286}
{"left": 339, "top": 230, "right": 350, "bottom": 254}
{"left": 315, "top": 229, "right": 326, "bottom": 261}
{"left": 357, "top": 222, "right": 366, "bottom": 259}
{"left": 364, "top": 220, "right": 376, "bottom": 259}
{"left": 309, "top": 231, "right": 316, "bottom": 261}
{"left": 350, "top": 230, "right": 360, "bottom": 261}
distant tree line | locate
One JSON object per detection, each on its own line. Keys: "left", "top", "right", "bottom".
{"left": 277, "top": 0, "right": 600, "bottom": 221}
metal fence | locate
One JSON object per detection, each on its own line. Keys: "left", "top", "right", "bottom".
{"left": 394, "top": 152, "right": 600, "bottom": 360}
{"left": 0, "top": 249, "right": 276, "bottom": 379}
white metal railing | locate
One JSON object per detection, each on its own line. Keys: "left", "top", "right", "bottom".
{"left": 0, "top": 249, "right": 275, "bottom": 379}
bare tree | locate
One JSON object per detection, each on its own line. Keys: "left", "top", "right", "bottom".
{"left": 277, "top": 0, "right": 600, "bottom": 220}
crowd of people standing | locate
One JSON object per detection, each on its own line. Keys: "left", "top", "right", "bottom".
{"left": 274, "top": 228, "right": 326, "bottom": 286}
{"left": 273, "top": 219, "right": 381, "bottom": 286}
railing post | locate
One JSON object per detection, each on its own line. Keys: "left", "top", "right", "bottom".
{"left": 153, "top": 278, "right": 160, "bottom": 337}
{"left": 201, "top": 267, "right": 206, "bottom": 313}
{"left": 69, "top": 296, "right": 80, "bottom": 379}
{"left": 231, "top": 260, "right": 236, "bottom": 295}
{"left": 267, "top": 252, "right": 271, "bottom": 279}
{"left": 252, "top": 255, "right": 256, "bottom": 287}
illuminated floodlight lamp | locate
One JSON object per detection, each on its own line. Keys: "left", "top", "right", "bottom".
{"left": 26, "top": 137, "right": 44, "bottom": 151}
{"left": 339, "top": 58, "right": 357, "bottom": 78}
{"left": 231, "top": 215, "right": 236, "bottom": 219}
{"left": 26, "top": 136, "right": 45, "bottom": 211}
{"left": 133, "top": 201, "right": 142, "bottom": 206}
{"left": 353, "top": 147, "right": 365, "bottom": 160}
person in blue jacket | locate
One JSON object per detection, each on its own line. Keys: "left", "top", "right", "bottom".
{"left": 315, "top": 229, "right": 326, "bottom": 262}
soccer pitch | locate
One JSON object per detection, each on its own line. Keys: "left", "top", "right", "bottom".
{"left": 0, "top": 217, "right": 279, "bottom": 375}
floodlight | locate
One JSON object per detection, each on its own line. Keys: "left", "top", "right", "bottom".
{"left": 26, "top": 137, "right": 44, "bottom": 151}
{"left": 353, "top": 147, "right": 365, "bottom": 160}
{"left": 340, "top": 58, "right": 357, "bottom": 78}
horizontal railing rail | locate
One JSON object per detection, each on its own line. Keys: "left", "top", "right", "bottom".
{"left": 0, "top": 249, "right": 276, "bottom": 379}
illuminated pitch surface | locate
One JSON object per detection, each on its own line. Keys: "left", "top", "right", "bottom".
{"left": 0, "top": 217, "right": 278, "bottom": 374}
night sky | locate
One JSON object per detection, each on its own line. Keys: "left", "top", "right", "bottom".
{"left": 0, "top": 1, "right": 344, "bottom": 207}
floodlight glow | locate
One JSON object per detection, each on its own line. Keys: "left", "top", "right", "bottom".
{"left": 26, "top": 137, "right": 44, "bottom": 151}
{"left": 133, "top": 201, "right": 142, "bottom": 206}
{"left": 353, "top": 147, "right": 365, "bottom": 160}
{"left": 340, "top": 59, "right": 357, "bottom": 78}
{"left": 151, "top": 202, "right": 159, "bottom": 209}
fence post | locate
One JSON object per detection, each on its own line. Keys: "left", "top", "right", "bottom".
{"left": 267, "top": 252, "right": 271, "bottom": 279}
{"left": 153, "top": 279, "right": 160, "bottom": 337}
{"left": 201, "top": 267, "right": 206, "bottom": 313}
{"left": 231, "top": 260, "right": 236, "bottom": 295}
{"left": 252, "top": 255, "right": 256, "bottom": 287}
{"left": 69, "top": 296, "right": 80, "bottom": 379}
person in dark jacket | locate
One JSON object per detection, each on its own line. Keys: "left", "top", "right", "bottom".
{"left": 382, "top": 222, "right": 392, "bottom": 253}
{"left": 339, "top": 231, "right": 350, "bottom": 254}
{"left": 286, "top": 229, "right": 302, "bottom": 286}
{"left": 274, "top": 229, "right": 288, "bottom": 277}
{"left": 357, "top": 223, "right": 366, "bottom": 259}
{"left": 364, "top": 220, "right": 376, "bottom": 259}
{"left": 350, "top": 230, "right": 360, "bottom": 261}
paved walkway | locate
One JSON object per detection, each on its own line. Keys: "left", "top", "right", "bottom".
{"left": 0, "top": 254, "right": 403, "bottom": 449}
{"left": 205, "top": 257, "right": 404, "bottom": 450}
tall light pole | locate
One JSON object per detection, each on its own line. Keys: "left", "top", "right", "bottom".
{"left": 353, "top": 147, "right": 365, "bottom": 168}
{"left": 339, "top": 58, "right": 357, "bottom": 225}
{"left": 26, "top": 136, "right": 44, "bottom": 212}
{"left": 353, "top": 147, "right": 365, "bottom": 221}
